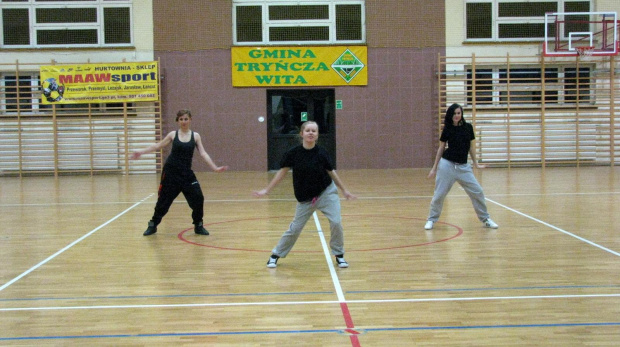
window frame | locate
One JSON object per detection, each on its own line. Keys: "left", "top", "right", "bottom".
{"left": 233, "top": 0, "right": 365, "bottom": 45}
{"left": 464, "top": 0, "right": 591, "bottom": 42}
{"left": 0, "top": 0, "right": 133, "bottom": 48}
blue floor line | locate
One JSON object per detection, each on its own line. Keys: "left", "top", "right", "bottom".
{"left": 1, "top": 322, "right": 619, "bottom": 341}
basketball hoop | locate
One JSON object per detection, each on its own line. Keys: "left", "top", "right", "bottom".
{"left": 575, "top": 46, "right": 594, "bottom": 57}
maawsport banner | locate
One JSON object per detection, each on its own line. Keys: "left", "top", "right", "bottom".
{"left": 40, "top": 62, "right": 159, "bottom": 104}
{"left": 232, "top": 46, "right": 367, "bottom": 87}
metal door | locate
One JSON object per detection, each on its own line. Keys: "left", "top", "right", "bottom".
{"left": 267, "top": 89, "right": 336, "bottom": 170}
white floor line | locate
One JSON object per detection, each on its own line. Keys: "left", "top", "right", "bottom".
{"left": 2, "top": 293, "right": 619, "bottom": 312}
{"left": 486, "top": 198, "right": 620, "bottom": 257}
{"left": 0, "top": 194, "right": 153, "bottom": 292}
{"left": 0, "top": 201, "right": 151, "bottom": 207}
{"left": 202, "top": 191, "right": 620, "bottom": 203}
{"left": 312, "top": 212, "right": 346, "bottom": 302}
{"left": 2, "top": 190, "right": 617, "bottom": 207}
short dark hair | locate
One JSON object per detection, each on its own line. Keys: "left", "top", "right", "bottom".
{"left": 176, "top": 109, "right": 192, "bottom": 121}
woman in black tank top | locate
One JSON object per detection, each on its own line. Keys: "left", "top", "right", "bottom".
{"left": 131, "top": 109, "right": 228, "bottom": 236}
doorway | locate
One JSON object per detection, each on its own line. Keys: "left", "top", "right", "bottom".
{"left": 267, "top": 89, "right": 336, "bottom": 170}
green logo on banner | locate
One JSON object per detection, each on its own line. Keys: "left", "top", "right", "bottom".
{"left": 331, "top": 49, "right": 365, "bottom": 83}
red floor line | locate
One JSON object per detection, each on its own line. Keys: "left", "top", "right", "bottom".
{"left": 340, "top": 302, "right": 361, "bottom": 347}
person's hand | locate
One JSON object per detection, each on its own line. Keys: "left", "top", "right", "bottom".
{"left": 474, "top": 163, "right": 486, "bottom": 169}
{"left": 427, "top": 169, "right": 436, "bottom": 178}
{"left": 130, "top": 152, "right": 142, "bottom": 160}
{"left": 253, "top": 189, "right": 268, "bottom": 198}
{"left": 343, "top": 190, "right": 357, "bottom": 200}
{"left": 214, "top": 166, "right": 229, "bottom": 173}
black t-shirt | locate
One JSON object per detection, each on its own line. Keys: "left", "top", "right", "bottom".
{"left": 440, "top": 122, "right": 475, "bottom": 164}
{"left": 280, "top": 144, "right": 334, "bottom": 202}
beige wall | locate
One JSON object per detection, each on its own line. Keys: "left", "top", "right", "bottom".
{"left": 133, "top": 0, "right": 155, "bottom": 62}
{"left": 596, "top": 0, "right": 620, "bottom": 12}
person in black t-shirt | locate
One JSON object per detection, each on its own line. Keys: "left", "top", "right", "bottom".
{"left": 131, "top": 109, "right": 228, "bottom": 236}
{"left": 253, "top": 121, "right": 356, "bottom": 268}
{"left": 424, "top": 103, "right": 498, "bottom": 230}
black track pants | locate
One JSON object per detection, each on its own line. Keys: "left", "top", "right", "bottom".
{"left": 150, "top": 166, "right": 204, "bottom": 226}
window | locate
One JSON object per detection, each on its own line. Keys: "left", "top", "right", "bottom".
{"left": 2, "top": 75, "right": 34, "bottom": 111}
{"left": 466, "top": 69, "right": 494, "bottom": 104}
{"left": 564, "top": 67, "right": 591, "bottom": 102}
{"left": 465, "top": 0, "right": 590, "bottom": 41}
{"left": 233, "top": 0, "right": 365, "bottom": 45}
{"left": 466, "top": 3, "right": 492, "bottom": 39}
{"left": 466, "top": 66, "right": 591, "bottom": 106}
{"left": 1, "top": 0, "right": 132, "bottom": 48}
{"left": 498, "top": 68, "right": 559, "bottom": 103}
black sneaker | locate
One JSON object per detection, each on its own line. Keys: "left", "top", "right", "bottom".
{"left": 194, "top": 222, "right": 209, "bottom": 235}
{"left": 335, "top": 256, "right": 349, "bottom": 268}
{"left": 143, "top": 221, "right": 157, "bottom": 236}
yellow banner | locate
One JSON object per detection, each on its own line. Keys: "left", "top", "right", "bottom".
{"left": 40, "top": 62, "right": 159, "bottom": 104}
{"left": 232, "top": 46, "right": 367, "bottom": 87}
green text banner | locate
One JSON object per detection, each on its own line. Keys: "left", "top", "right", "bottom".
{"left": 232, "top": 46, "right": 367, "bottom": 87}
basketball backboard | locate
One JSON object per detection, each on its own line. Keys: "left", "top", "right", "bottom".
{"left": 543, "top": 11, "right": 619, "bottom": 57}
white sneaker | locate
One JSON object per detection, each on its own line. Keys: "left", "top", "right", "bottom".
{"left": 483, "top": 218, "right": 499, "bottom": 229}
{"left": 335, "top": 256, "right": 349, "bottom": 268}
{"left": 424, "top": 221, "right": 434, "bottom": 230}
{"left": 266, "top": 256, "right": 278, "bottom": 268}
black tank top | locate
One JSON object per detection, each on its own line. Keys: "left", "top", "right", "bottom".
{"left": 165, "top": 130, "right": 196, "bottom": 171}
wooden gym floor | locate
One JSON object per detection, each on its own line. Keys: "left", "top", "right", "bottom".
{"left": 0, "top": 167, "right": 619, "bottom": 346}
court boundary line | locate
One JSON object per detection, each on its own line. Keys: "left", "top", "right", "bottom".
{"left": 0, "top": 194, "right": 153, "bottom": 293}
{"left": 486, "top": 198, "right": 620, "bottom": 257}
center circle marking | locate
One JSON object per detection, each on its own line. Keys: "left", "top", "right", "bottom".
{"left": 178, "top": 214, "right": 463, "bottom": 252}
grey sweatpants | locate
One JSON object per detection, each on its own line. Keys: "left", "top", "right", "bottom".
{"left": 427, "top": 158, "right": 490, "bottom": 223}
{"left": 272, "top": 182, "right": 344, "bottom": 258}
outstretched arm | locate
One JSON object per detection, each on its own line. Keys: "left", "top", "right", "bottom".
{"left": 427, "top": 141, "right": 446, "bottom": 178}
{"left": 328, "top": 170, "right": 357, "bottom": 200}
{"left": 195, "top": 132, "right": 228, "bottom": 172}
{"left": 130, "top": 131, "right": 175, "bottom": 160}
{"left": 253, "top": 168, "right": 290, "bottom": 197}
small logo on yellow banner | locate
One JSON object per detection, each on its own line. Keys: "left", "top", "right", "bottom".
{"left": 332, "top": 49, "right": 365, "bottom": 83}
